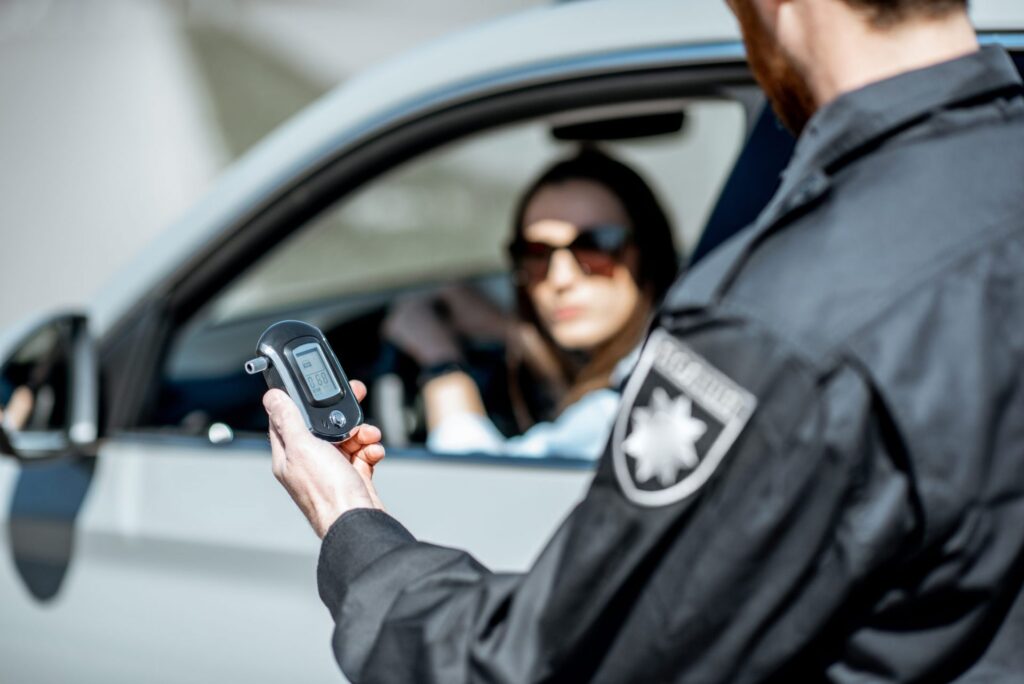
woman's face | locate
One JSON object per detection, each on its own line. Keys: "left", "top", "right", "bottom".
{"left": 519, "top": 178, "right": 642, "bottom": 352}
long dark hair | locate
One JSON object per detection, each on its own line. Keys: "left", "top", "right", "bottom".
{"left": 508, "top": 146, "right": 679, "bottom": 424}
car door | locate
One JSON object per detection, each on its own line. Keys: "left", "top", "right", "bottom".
{"left": 0, "top": 43, "right": 771, "bottom": 683}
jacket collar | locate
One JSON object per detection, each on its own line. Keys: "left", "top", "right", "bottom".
{"left": 798, "top": 44, "right": 1023, "bottom": 175}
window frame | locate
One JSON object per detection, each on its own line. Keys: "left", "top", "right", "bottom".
{"left": 103, "top": 38, "right": 1024, "bottom": 464}
{"left": 101, "top": 43, "right": 758, "bottom": 467}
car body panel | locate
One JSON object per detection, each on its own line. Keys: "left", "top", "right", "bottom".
{"left": 0, "top": 439, "right": 592, "bottom": 683}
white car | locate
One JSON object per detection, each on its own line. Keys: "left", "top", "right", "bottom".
{"left": 1, "top": 1, "right": 1021, "bottom": 682}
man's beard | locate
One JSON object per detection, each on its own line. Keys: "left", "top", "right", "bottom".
{"left": 733, "top": 0, "right": 817, "bottom": 136}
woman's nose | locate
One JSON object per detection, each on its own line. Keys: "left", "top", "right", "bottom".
{"left": 545, "top": 248, "right": 584, "bottom": 289}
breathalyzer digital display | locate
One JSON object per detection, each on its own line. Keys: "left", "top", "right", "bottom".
{"left": 292, "top": 342, "right": 340, "bottom": 402}
{"left": 245, "top": 320, "right": 363, "bottom": 443}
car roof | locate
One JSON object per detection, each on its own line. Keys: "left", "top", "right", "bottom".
{"left": 90, "top": 0, "right": 742, "bottom": 336}
{"left": 90, "top": 0, "right": 1024, "bottom": 338}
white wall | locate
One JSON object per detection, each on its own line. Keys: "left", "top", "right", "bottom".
{"left": 0, "top": 0, "right": 225, "bottom": 331}
{"left": 0, "top": 0, "right": 540, "bottom": 334}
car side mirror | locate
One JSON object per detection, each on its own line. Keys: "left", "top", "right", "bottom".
{"left": 0, "top": 313, "right": 98, "bottom": 460}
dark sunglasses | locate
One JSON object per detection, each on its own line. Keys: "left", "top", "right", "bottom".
{"left": 508, "top": 224, "right": 632, "bottom": 284}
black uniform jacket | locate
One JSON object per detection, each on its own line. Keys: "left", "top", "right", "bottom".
{"left": 316, "top": 47, "right": 1024, "bottom": 683}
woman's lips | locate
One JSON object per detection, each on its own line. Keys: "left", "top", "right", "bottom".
{"left": 552, "top": 306, "right": 585, "bottom": 322}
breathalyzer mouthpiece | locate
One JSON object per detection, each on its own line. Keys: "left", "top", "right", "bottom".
{"left": 245, "top": 356, "right": 269, "bottom": 375}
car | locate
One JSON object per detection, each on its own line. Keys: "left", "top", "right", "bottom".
{"left": 1, "top": 1, "right": 1021, "bottom": 681}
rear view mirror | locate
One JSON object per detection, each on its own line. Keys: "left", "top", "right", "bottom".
{"left": 551, "top": 110, "right": 686, "bottom": 141}
{"left": 0, "top": 313, "right": 98, "bottom": 460}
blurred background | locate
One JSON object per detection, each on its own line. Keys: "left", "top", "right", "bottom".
{"left": 0, "top": 0, "right": 544, "bottom": 332}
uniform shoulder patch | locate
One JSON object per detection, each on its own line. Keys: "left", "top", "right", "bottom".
{"left": 612, "top": 329, "right": 757, "bottom": 507}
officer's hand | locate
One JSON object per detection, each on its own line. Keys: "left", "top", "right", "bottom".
{"left": 264, "top": 381, "right": 386, "bottom": 538}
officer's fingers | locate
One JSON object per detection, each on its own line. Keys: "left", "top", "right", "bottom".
{"left": 268, "top": 425, "right": 287, "bottom": 481}
{"left": 338, "top": 424, "right": 382, "bottom": 458}
{"left": 263, "top": 389, "right": 311, "bottom": 448}
{"left": 345, "top": 442, "right": 384, "bottom": 471}
{"left": 338, "top": 432, "right": 384, "bottom": 463}
{"left": 354, "top": 443, "right": 385, "bottom": 468}
{"left": 350, "top": 379, "right": 367, "bottom": 404}
{"left": 352, "top": 459, "right": 385, "bottom": 510}
{"left": 352, "top": 457, "right": 372, "bottom": 480}
{"left": 352, "top": 422, "right": 382, "bottom": 445}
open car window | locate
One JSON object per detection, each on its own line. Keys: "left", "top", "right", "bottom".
{"left": 149, "top": 96, "right": 751, "bottom": 454}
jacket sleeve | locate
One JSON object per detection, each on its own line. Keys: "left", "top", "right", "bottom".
{"left": 317, "top": 317, "right": 921, "bottom": 683}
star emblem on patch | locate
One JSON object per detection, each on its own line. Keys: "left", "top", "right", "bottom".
{"left": 612, "top": 330, "right": 757, "bottom": 507}
{"left": 623, "top": 388, "right": 707, "bottom": 486}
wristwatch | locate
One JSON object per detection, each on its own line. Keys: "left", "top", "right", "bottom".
{"left": 417, "top": 360, "right": 467, "bottom": 388}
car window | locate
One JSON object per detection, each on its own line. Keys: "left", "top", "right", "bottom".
{"left": 208, "top": 127, "right": 542, "bottom": 325}
{"left": 150, "top": 97, "right": 748, "bottom": 450}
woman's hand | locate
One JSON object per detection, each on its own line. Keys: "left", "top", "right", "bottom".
{"left": 382, "top": 286, "right": 504, "bottom": 432}
{"left": 265, "top": 380, "right": 386, "bottom": 538}
{"left": 382, "top": 294, "right": 462, "bottom": 367}
{"left": 437, "top": 285, "right": 510, "bottom": 342}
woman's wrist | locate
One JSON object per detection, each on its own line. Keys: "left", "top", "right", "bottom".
{"left": 421, "top": 370, "right": 486, "bottom": 431}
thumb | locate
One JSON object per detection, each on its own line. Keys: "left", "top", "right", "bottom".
{"left": 350, "top": 379, "right": 368, "bottom": 404}
{"left": 263, "top": 389, "right": 311, "bottom": 447}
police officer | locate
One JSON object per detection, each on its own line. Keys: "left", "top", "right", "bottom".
{"left": 264, "top": 0, "right": 1024, "bottom": 680}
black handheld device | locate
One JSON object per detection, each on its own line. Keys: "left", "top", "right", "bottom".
{"left": 245, "top": 320, "right": 363, "bottom": 442}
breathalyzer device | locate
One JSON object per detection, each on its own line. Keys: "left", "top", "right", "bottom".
{"left": 245, "top": 320, "right": 363, "bottom": 442}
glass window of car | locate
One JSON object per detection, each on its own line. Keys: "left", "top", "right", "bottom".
{"left": 151, "top": 96, "right": 748, "bottom": 448}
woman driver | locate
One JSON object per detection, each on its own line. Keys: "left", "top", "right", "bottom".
{"left": 385, "top": 147, "right": 679, "bottom": 459}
